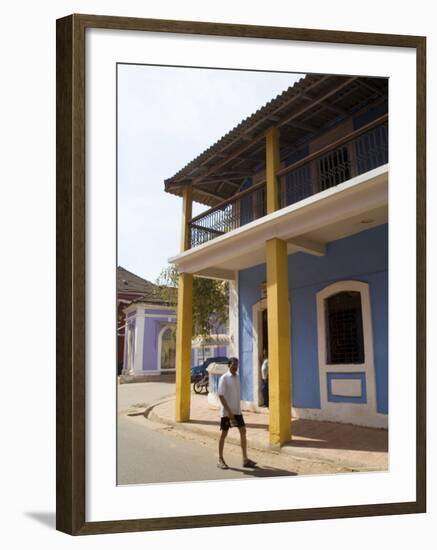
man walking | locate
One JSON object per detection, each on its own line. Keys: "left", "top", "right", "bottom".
{"left": 217, "top": 357, "right": 257, "bottom": 470}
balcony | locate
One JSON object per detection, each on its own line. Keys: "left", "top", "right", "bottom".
{"left": 189, "top": 116, "right": 387, "bottom": 249}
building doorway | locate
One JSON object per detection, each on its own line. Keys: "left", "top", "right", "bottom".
{"left": 260, "top": 308, "right": 269, "bottom": 406}
{"left": 252, "top": 299, "right": 267, "bottom": 407}
{"left": 261, "top": 308, "right": 269, "bottom": 355}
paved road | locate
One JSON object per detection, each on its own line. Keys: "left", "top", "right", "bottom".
{"left": 117, "top": 381, "right": 297, "bottom": 485}
{"left": 117, "top": 414, "right": 296, "bottom": 484}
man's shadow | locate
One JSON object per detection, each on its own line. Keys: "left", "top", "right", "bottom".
{"left": 225, "top": 466, "right": 297, "bottom": 478}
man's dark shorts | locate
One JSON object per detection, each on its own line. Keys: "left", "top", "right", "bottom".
{"left": 220, "top": 414, "right": 245, "bottom": 431}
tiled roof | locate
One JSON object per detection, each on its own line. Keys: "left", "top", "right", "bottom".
{"left": 117, "top": 266, "right": 174, "bottom": 305}
{"left": 164, "top": 73, "right": 388, "bottom": 206}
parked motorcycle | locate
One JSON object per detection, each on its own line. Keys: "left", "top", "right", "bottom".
{"left": 193, "top": 373, "right": 209, "bottom": 394}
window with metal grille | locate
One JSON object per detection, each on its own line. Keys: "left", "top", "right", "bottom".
{"left": 325, "top": 291, "right": 364, "bottom": 364}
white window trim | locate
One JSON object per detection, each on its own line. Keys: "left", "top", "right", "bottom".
{"left": 252, "top": 299, "right": 267, "bottom": 408}
{"left": 316, "top": 280, "right": 386, "bottom": 428}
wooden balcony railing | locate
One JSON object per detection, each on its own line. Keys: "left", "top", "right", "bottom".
{"left": 188, "top": 116, "right": 388, "bottom": 249}
{"left": 278, "top": 115, "right": 388, "bottom": 208}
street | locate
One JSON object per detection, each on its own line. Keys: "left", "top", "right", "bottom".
{"left": 118, "top": 413, "right": 296, "bottom": 484}
{"left": 117, "top": 380, "right": 295, "bottom": 484}
{"left": 117, "top": 380, "right": 350, "bottom": 485}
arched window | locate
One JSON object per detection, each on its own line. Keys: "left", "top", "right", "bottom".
{"left": 160, "top": 326, "right": 176, "bottom": 370}
{"left": 316, "top": 280, "right": 380, "bottom": 426}
{"left": 325, "top": 291, "right": 364, "bottom": 364}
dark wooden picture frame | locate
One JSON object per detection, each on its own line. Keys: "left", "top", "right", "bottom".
{"left": 56, "top": 13, "right": 426, "bottom": 536}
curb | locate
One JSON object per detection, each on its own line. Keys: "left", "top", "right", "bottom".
{"left": 120, "top": 393, "right": 177, "bottom": 417}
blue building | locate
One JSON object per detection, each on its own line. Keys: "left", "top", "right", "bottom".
{"left": 166, "top": 74, "right": 388, "bottom": 444}
{"left": 118, "top": 267, "right": 229, "bottom": 379}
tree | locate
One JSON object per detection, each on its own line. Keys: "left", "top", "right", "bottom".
{"left": 155, "top": 265, "right": 229, "bottom": 343}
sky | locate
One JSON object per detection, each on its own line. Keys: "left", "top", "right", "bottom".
{"left": 117, "top": 64, "right": 304, "bottom": 283}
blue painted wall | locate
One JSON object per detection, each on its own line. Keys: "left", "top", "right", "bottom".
{"left": 142, "top": 312, "right": 177, "bottom": 371}
{"left": 238, "top": 224, "right": 388, "bottom": 414}
{"left": 142, "top": 317, "right": 158, "bottom": 371}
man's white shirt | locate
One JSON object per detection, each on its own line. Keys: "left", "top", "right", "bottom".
{"left": 218, "top": 371, "right": 242, "bottom": 417}
{"left": 261, "top": 359, "right": 269, "bottom": 381}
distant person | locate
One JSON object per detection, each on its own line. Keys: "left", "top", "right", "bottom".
{"left": 217, "top": 357, "right": 257, "bottom": 470}
{"left": 261, "top": 350, "right": 269, "bottom": 407}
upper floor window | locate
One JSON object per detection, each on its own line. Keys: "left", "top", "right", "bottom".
{"left": 325, "top": 291, "right": 364, "bottom": 364}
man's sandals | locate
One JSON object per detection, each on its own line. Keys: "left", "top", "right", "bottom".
{"left": 217, "top": 458, "right": 257, "bottom": 469}
{"left": 217, "top": 458, "right": 229, "bottom": 470}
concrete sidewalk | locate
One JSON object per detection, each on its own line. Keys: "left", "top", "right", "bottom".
{"left": 144, "top": 392, "right": 388, "bottom": 472}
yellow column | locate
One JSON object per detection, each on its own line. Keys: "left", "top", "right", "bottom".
{"left": 175, "top": 272, "right": 193, "bottom": 422}
{"left": 175, "top": 185, "right": 193, "bottom": 422}
{"left": 265, "top": 127, "right": 280, "bottom": 214}
{"left": 266, "top": 238, "right": 292, "bottom": 447}
{"left": 180, "top": 184, "right": 193, "bottom": 252}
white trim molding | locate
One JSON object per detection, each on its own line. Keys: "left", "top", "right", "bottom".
{"left": 124, "top": 323, "right": 135, "bottom": 375}
{"left": 290, "top": 407, "right": 388, "bottom": 429}
{"left": 316, "top": 280, "right": 387, "bottom": 428}
{"left": 124, "top": 302, "right": 176, "bottom": 319}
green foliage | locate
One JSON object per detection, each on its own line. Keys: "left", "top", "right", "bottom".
{"left": 154, "top": 265, "right": 179, "bottom": 305}
{"left": 156, "top": 265, "right": 229, "bottom": 340}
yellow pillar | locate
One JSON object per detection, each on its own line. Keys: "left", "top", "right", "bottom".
{"left": 175, "top": 185, "right": 193, "bottom": 422}
{"left": 265, "top": 127, "right": 280, "bottom": 214}
{"left": 180, "top": 184, "right": 193, "bottom": 252}
{"left": 266, "top": 238, "right": 292, "bottom": 447}
{"left": 175, "top": 272, "right": 193, "bottom": 422}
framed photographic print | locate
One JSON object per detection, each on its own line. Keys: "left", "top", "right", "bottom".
{"left": 56, "top": 14, "right": 426, "bottom": 535}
